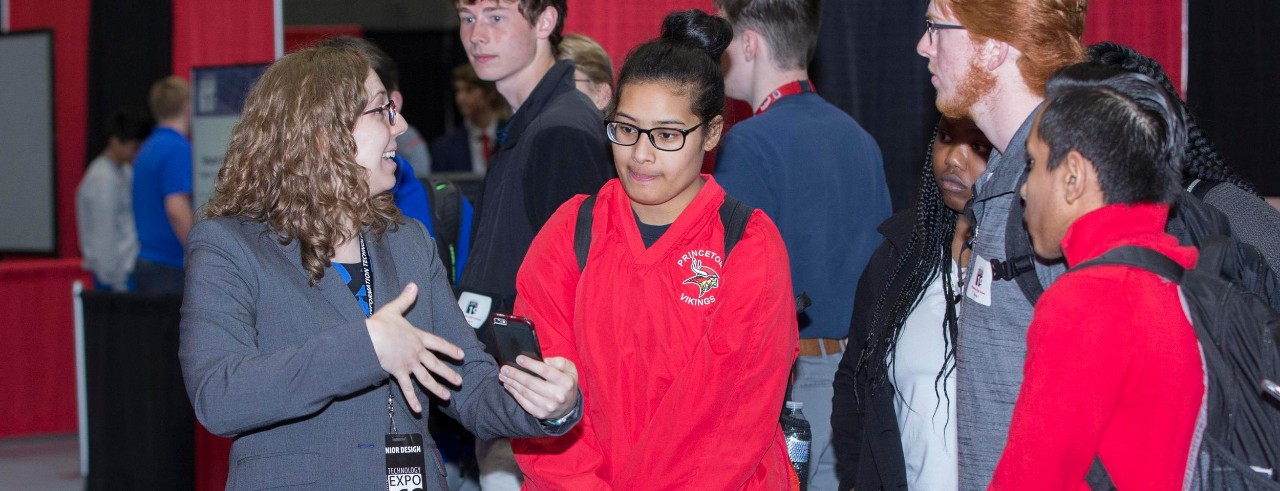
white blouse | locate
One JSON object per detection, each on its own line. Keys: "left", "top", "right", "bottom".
{"left": 890, "top": 261, "right": 961, "bottom": 490}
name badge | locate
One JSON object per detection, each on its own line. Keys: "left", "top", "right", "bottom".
{"left": 966, "top": 254, "right": 993, "bottom": 307}
{"left": 386, "top": 433, "right": 426, "bottom": 491}
{"left": 457, "top": 291, "right": 493, "bottom": 329}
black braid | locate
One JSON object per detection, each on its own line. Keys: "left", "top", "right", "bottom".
{"left": 854, "top": 126, "right": 959, "bottom": 401}
{"left": 1088, "top": 41, "right": 1257, "bottom": 195}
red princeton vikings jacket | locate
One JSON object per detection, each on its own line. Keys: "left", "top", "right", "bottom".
{"left": 512, "top": 177, "right": 799, "bottom": 490}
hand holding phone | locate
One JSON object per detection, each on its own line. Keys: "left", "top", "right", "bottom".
{"left": 490, "top": 313, "right": 544, "bottom": 377}
{"left": 490, "top": 313, "right": 579, "bottom": 421}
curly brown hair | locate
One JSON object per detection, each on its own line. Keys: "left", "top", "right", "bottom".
{"left": 203, "top": 45, "right": 402, "bottom": 285}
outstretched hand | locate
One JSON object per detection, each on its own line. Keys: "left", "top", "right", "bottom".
{"left": 366, "top": 283, "right": 464, "bottom": 413}
{"left": 499, "top": 356, "right": 580, "bottom": 420}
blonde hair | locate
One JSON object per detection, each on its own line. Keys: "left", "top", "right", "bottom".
{"left": 203, "top": 45, "right": 401, "bottom": 285}
{"left": 148, "top": 76, "right": 190, "bottom": 120}
{"left": 558, "top": 33, "right": 613, "bottom": 89}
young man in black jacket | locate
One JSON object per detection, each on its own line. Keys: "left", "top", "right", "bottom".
{"left": 454, "top": 0, "right": 611, "bottom": 321}
{"left": 453, "top": 0, "right": 612, "bottom": 487}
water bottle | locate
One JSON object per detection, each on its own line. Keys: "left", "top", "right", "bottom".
{"left": 780, "top": 401, "right": 811, "bottom": 490}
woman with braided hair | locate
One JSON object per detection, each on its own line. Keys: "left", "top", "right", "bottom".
{"left": 1089, "top": 41, "right": 1280, "bottom": 273}
{"left": 832, "top": 117, "right": 992, "bottom": 490}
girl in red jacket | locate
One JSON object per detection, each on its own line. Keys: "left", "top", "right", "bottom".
{"left": 509, "top": 9, "right": 800, "bottom": 490}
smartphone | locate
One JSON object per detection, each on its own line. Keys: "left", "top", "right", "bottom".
{"left": 490, "top": 312, "right": 544, "bottom": 377}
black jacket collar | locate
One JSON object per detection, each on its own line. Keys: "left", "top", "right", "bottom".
{"left": 497, "top": 60, "right": 577, "bottom": 150}
{"left": 877, "top": 208, "right": 918, "bottom": 249}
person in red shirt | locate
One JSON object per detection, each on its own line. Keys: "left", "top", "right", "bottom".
{"left": 990, "top": 63, "right": 1204, "bottom": 489}
{"left": 510, "top": 9, "right": 799, "bottom": 490}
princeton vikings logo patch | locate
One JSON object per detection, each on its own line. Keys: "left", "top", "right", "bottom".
{"left": 682, "top": 258, "right": 721, "bottom": 297}
{"left": 676, "top": 248, "right": 724, "bottom": 307}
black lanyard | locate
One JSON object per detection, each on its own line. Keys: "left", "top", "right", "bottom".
{"left": 358, "top": 234, "right": 374, "bottom": 317}
{"left": 359, "top": 234, "right": 400, "bottom": 433}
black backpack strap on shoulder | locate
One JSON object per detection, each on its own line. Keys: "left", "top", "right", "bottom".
{"left": 1185, "top": 178, "right": 1223, "bottom": 201}
{"left": 1001, "top": 172, "right": 1048, "bottom": 304}
{"left": 1071, "top": 246, "right": 1186, "bottom": 283}
{"left": 719, "top": 195, "right": 753, "bottom": 257}
{"left": 428, "top": 178, "right": 462, "bottom": 247}
{"left": 1192, "top": 235, "right": 1232, "bottom": 278}
{"left": 422, "top": 177, "right": 460, "bottom": 282}
{"left": 1075, "top": 245, "right": 1188, "bottom": 491}
{"left": 575, "top": 194, "right": 755, "bottom": 273}
{"left": 717, "top": 194, "right": 811, "bottom": 314}
{"left": 574, "top": 195, "right": 597, "bottom": 271}
{"left": 422, "top": 177, "right": 437, "bottom": 212}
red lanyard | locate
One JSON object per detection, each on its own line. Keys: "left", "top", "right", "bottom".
{"left": 755, "top": 80, "right": 815, "bottom": 114}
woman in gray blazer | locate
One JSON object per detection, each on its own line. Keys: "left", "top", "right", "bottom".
{"left": 179, "top": 45, "right": 581, "bottom": 490}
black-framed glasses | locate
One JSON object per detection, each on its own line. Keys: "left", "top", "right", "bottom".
{"left": 362, "top": 99, "right": 397, "bottom": 126}
{"left": 925, "top": 19, "right": 965, "bottom": 44}
{"left": 605, "top": 120, "right": 704, "bottom": 152}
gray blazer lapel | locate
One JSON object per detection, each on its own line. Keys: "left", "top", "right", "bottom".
{"left": 365, "top": 229, "right": 403, "bottom": 312}
{"left": 266, "top": 228, "right": 364, "bottom": 324}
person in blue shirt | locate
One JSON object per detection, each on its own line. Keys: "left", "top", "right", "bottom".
{"left": 133, "top": 76, "right": 194, "bottom": 294}
{"left": 714, "top": 0, "right": 892, "bottom": 488}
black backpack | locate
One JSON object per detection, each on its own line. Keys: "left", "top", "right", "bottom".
{"left": 422, "top": 177, "right": 464, "bottom": 284}
{"left": 997, "top": 178, "right": 1280, "bottom": 312}
{"left": 1071, "top": 241, "right": 1280, "bottom": 489}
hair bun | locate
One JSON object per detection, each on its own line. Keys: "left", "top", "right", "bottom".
{"left": 660, "top": 10, "right": 733, "bottom": 60}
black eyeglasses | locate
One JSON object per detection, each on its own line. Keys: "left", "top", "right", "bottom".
{"left": 362, "top": 99, "right": 397, "bottom": 126}
{"left": 605, "top": 121, "right": 704, "bottom": 152}
{"left": 925, "top": 19, "right": 965, "bottom": 45}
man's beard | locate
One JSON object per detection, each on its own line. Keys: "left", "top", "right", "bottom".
{"left": 937, "top": 56, "right": 996, "bottom": 119}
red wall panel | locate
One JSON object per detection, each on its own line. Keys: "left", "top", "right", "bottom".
{"left": 0, "top": 261, "right": 90, "bottom": 437}
{"left": 1085, "top": 0, "right": 1184, "bottom": 95}
{"left": 172, "top": 0, "right": 275, "bottom": 80}
{"left": 563, "top": 0, "right": 715, "bottom": 77}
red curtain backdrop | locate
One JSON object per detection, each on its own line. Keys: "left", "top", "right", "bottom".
{"left": 563, "top": 0, "right": 714, "bottom": 78}
{"left": 1084, "top": 0, "right": 1184, "bottom": 95}
{"left": 284, "top": 24, "right": 364, "bottom": 54}
{"left": 172, "top": 0, "right": 275, "bottom": 80}
{"left": 9, "top": 0, "right": 90, "bottom": 259}
{"left": 0, "top": 261, "right": 90, "bottom": 437}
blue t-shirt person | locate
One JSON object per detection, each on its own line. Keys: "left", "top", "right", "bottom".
{"left": 133, "top": 127, "right": 192, "bottom": 268}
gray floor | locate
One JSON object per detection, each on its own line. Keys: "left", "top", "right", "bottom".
{"left": 0, "top": 434, "right": 82, "bottom": 491}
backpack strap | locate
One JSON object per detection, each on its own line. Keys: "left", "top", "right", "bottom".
{"left": 1072, "top": 246, "right": 1187, "bottom": 491}
{"left": 428, "top": 178, "right": 463, "bottom": 248}
{"left": 999, "top": 172, "right": 1048, "bottom": 304}
{"left": 426, "top": 178, "right": 463, "bottom": 282}
{"left": 571, "top": 193, "right": 812, "bottom": 316}
{"left": 1071, "top": 246, "right": 1185, "bottom": 283}
{"left": 718, "top": 195, "right": 753, "bottom": 258}
{"left": 574, "top": 194, "right": 754, "bottom": 271}
{"left": 1190, "top": 235, "right": 1232, "bottom": 279}
{"left": 1185, "top": 178, "right": 1223, "bottom": 202}
{"left": 574, "top": 195, "right": 597, "bottom": 271}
